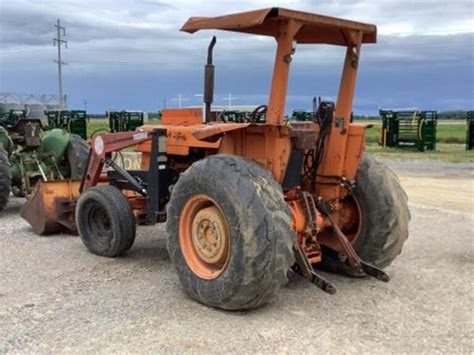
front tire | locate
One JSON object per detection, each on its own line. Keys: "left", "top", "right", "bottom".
{"left": 167, "top": 155, "right": 295, "bottom": 310}
{"left": 76, "top": 185, "right": 136, "bottom": 257}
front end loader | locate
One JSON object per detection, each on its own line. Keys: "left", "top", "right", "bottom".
{"left": 23, "top": 8, "right": 409, "bottom": 310}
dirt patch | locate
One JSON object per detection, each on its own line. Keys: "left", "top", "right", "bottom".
{"left": 387, "top": 159, "right": 474, "bottom": 216}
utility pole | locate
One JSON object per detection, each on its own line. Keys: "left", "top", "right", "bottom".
{"left": 83, "top": 99, "right": 87, "bottom": 111}
{"left": 171, "top": 94, "right": 188, "bottom": 109}
{"left": 224, "top": 93, "right": 237, "bottom": 109}
{"left": 53, "top": 19, "right": 67, "bottom": 109}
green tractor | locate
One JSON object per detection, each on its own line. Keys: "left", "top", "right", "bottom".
{"left": 290, "top": 109, "right": 313, "bottom": 121}
{"left": 44, "top": 110, "right": 88, "bottom": 140}
{"left": 0, "top": 110, "right": 89, "bottom": 210}
{"left": 107, "top": 110, "right": 145, "bottom": 133}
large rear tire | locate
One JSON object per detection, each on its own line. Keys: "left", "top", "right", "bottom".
{"left": 320, "top": 155, "right": 409, "bottom": 274}
{"left": 351, "top": 154, "right": 410, "bottom": 268}
{"left": 76, "top": 185, "right": 136, "bottom": 257}
{"left": 167, "top": 155, "right": 295, "bottom": 310}
{"left": 0, "top": 144, "right": 11, "bottom": 210}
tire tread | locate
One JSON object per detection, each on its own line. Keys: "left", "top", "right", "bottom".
{"left": 167, "top": 154, "right": 295, "bottom": 310}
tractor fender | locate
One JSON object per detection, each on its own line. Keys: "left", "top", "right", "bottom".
{"left": 191, "top": 122, "right": 251, "bottom": 140}
{"left": 41, "top": 128, "right": 71, "bottom": 161}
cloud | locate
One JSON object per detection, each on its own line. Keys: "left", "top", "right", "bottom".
{"left": 0, "top": 0, "right": 472, "bottom": 113}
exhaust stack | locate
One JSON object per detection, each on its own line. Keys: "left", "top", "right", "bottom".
{"left": 204, "top": 36, "right": 216, "bottom": 122}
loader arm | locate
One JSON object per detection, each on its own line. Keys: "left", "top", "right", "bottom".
{"left": 80, "top": 131, "right": 154, "bottom": 192}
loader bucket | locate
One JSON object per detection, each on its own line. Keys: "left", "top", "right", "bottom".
{"left": 21, "top": 180, "right": 81, "bottom": 235}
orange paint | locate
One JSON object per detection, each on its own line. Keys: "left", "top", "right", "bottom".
{"left": 27, "top": 8, "right": 378, "bottom": 267}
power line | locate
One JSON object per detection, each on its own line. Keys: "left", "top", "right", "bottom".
{"left": 53, "top": 19, "right": 67, "bottom": 109}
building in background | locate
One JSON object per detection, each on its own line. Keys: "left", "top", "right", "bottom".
{"left": 0, "top": 92, "right": 66, "bottom": 119}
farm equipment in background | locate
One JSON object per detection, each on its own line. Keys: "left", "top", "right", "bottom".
{"left": 217, "top": 110, "right": 251, "bottom": 123}
{"left": 45, "top": 110, "right": 88, "bottom": 140}
{"left": 291, "top": 109, "right": 313, "bottom": 121}
{"left": 22, "top": 8, "right": 409, "bottom": 311}
{"left": 107, "top": 110, "right": 145, "bottom": 133}
{"left": 0, "top": 108, "right": 89, "bottom": 211}
{"left": 380, "top": 109, "right": 437, "bottom": 151}
{"left": 466, "top": 111, "right": 474, "bottom": 150}
{"left": 290, "top": 99, "right": 353, "bottom": 123}
{"left": 0, "top": 110, "right": 28, "bottom": 128}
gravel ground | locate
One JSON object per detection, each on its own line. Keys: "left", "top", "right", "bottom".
{"left": 0, "top": 159, "right": 472, "bottom": 353}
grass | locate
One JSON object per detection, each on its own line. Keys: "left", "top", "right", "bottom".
{"left": 86, "top": 118, "right": 160, "bottom": 138}
{"left": 87, "top": 119, "right": 109, "bottom": 137}
{"left": 360, "top": 120, "right": 473, "bottom": 162}
{"left": 436, "top": 123, "right": 467, "bottom": 144}
{"left": 362, "top": 121, "right": 468, "bottom": 145}
{"left": 366, "top": 143, "right": 474, "bottom": 163}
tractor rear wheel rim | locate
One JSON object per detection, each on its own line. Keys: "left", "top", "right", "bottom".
{"left": 317, "top": 194, "right": 361, "bottom": 252}
{"left": 340, "top": 194, "right": 362, "bottom": 243}
{"left": 179, "top": 195, "right": 230, "bottom": 280}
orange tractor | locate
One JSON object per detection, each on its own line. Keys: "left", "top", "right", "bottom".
{"left": 22, "top": 8, "right": 409, "bottom": 310}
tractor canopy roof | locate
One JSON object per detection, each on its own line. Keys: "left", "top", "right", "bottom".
{"left": 181, "top": 7, "right": 376, "bottom": 46}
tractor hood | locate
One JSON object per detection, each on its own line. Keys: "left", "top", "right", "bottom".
{"left": 181, "top": 7, "right": 376, "bottom": 46}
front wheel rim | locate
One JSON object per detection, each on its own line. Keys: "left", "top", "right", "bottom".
{"left": 85, "top": 201, "right": 112, "bottom": 242}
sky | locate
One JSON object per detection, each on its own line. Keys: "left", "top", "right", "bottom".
{"left": 0, "top": 0, "right": 473, "bottom": 115}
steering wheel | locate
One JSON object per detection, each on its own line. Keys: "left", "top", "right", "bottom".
{"left": 248, "top": 105, "right": 268, "bottom": 123}
{"left": 216, "top": 109, "right": 227, "bottom": 123}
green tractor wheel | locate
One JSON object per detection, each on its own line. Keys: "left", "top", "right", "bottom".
{"left": 40, "top": 130, "right": 90, "bottom": 181}
{"left": 67, "top": 134, "right": 90, "bottom": 178}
